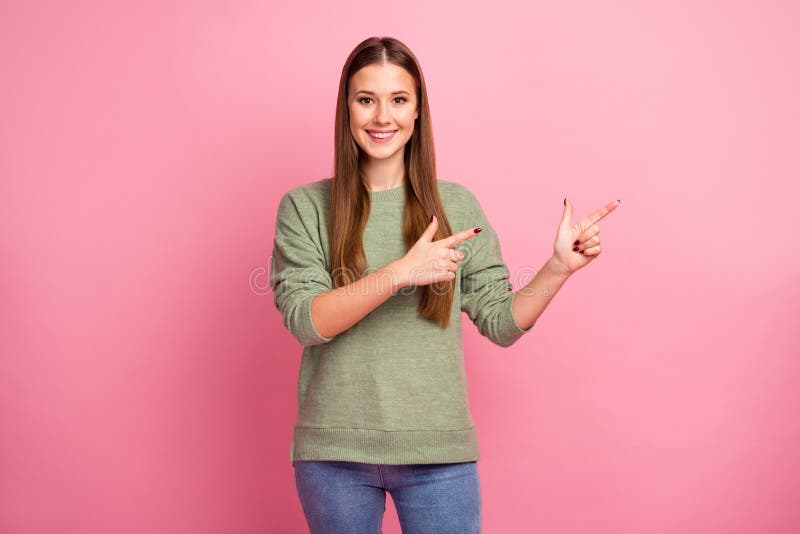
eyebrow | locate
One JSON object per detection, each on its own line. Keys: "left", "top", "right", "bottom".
{"left": 354, "top": 90, "right": 411, "bottom": 96}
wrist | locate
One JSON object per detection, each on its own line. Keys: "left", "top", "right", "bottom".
{"left": 383, "top": 261, "right": 408, "bottom": 293}
{"left": 544, "top": 255, "right": 574, "bottom": 280}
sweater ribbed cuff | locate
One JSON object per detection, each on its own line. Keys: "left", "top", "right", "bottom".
{"left": 494, "top": 292, "right": 534, "bottom": 347}
{"left": 299, "top": 294, "right": 334, "bottom": 346}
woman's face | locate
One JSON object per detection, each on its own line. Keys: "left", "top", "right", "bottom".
{"left": 348, "top": 63, "right": 419, "bottom": 162}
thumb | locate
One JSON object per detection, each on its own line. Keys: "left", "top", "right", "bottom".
{"left": 560, "top": 197, "right": 573, "bottom": 229}
{"left": 418, "top": 214, "right": 438, "bottom": 243}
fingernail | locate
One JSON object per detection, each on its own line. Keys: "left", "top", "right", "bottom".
{"left": 617, "top": 199, "right": 621, "bottom": 204}
{"left": 563, "top": 197, "right": 566, "bottom": 206}
{"left": 572, "top": 246, "right": 579, "bottom": 252}
{"left": 474, "top": 227, "right": 482, "bottom": 233}
{"left": 430, "top": 214, "right": 434, "bottom": 223}
{"left": 573, "top": 240, "right": 579, "bottom": 246}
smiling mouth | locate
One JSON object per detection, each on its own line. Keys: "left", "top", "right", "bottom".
{"left": 367, "top": 130, "right": 398, "bottom": 140}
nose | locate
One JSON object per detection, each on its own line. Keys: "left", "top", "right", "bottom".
{"left": 375, "top": 101, "right": 390, "bottom": 123}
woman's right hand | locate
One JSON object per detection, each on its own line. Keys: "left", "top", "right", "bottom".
{"left": 389, "top": 215, "right": 483, "bottom": 290}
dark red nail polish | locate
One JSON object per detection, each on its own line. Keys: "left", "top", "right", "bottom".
{"left": 474, "top": 227, "right": 482, "bottom": 233}
{"left": 430, "top": 214, "right": 434, "bottom": 223}
{"left": 573, "top": 240, "right": 579, "bottom": 246}
{"left": 563, "top": 198, "right": 566, "bottom": 206}
{"left": 572, "top": 246, "right": 579, "bottom": 252}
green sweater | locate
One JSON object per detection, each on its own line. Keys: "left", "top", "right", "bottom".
{"left": 270, "top": 178, "right": 533, "bottom": 465}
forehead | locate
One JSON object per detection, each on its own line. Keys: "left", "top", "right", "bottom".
{"left": 349, "top": 63, "right": 416, "bottom": 95}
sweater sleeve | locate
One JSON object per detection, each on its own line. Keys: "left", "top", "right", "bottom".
{"left": 458, "top": 188, "right": 534, "bottom": 348}
{"left": 269, "top": 189, "right": 335, "bottom": 347}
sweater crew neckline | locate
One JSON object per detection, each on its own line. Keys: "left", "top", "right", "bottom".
{"left": 368, "top": 184, "right": 405, "bottom": 203}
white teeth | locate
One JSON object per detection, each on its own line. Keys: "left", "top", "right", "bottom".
{"left": 368, "top": 130, "right": 396, "bottom": 139}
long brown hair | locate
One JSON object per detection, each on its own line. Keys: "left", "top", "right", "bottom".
{"left": 329, "top": 36, "right": 455, "bottom": 328}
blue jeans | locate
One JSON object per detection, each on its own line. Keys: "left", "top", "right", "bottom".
{"left": 293, "top": 460, "right": 482, "bottom": 533}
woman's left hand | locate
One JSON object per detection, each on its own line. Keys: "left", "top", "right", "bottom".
{"left": 549, "top": 198, "right": 621, "bottom": 276}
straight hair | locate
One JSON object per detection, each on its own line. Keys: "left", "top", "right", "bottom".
{"left": 329, "top": 36, "right": 455, "bottom": 327}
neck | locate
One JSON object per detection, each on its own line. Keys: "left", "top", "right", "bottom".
{"left": 359, "top": 152, "right": 406, "bottom": 192}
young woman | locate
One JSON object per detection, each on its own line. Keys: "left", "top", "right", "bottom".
{"left": 270, "top": 36, "right": 620, "bottom": 534}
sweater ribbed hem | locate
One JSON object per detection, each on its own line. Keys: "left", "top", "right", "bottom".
{"left": 290, "top": 426, "right": 480, "bottom": 465}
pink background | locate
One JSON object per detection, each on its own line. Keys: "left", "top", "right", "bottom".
{"left": 2, "top": 1, "right": 798, "bottom": 533}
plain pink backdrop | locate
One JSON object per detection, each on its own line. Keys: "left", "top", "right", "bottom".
{"left": 1, "top": 1, "right": 798, "bottom": 533}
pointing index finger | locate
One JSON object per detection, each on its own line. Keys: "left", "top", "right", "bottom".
{"left": 437, "top": 226, "right": 483, "bottom": 248}
{"left": 580, "top": 199, "right": 621, "bottom": 227}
